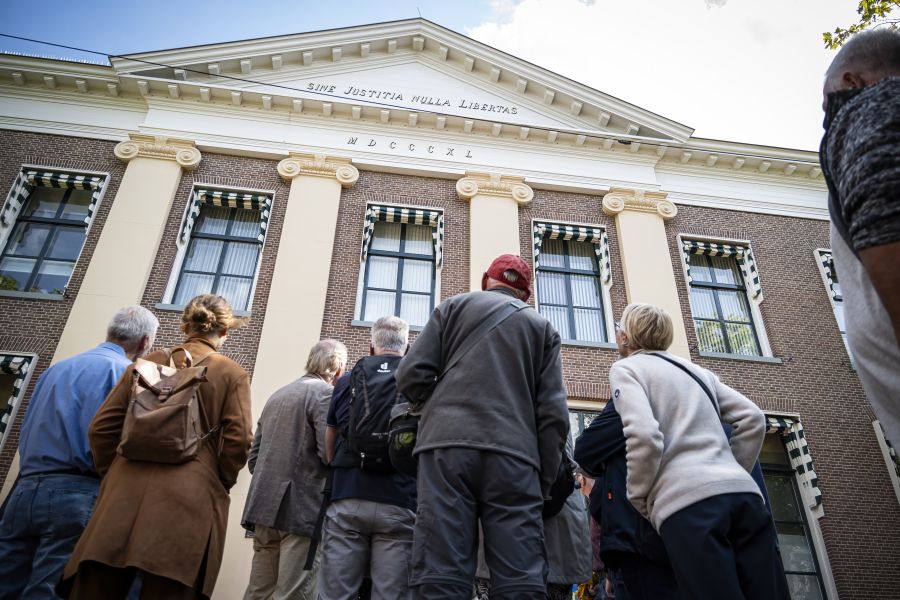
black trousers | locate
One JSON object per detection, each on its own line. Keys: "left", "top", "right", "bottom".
{"left": 410, "top": 448, "right": 547, "bottom": 600}
{"left": 660, "top": 492, "right": 783, "bottom": 600}
{"left": 617, "top": 553, "right": 679, "bottom": 600}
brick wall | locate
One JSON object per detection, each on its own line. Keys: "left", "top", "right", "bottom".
{"left": 138, "top": 152, "right": 290, "bottom": 377}
{"left": 0, "top": 130, "right": 126, "bottom": 485}
{"left": 2, "top": 137, "right": 897, "bottom": 595}
{"left": 666, "top": 204, "right": 900, "bottom": 599}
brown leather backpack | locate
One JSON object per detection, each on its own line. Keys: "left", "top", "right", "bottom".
{"left": 117, "top": 347, "right": 220, "bottom": 464}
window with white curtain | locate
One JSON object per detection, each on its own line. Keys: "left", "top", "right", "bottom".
{"left": 360, "top": 220, "right": 435, "bottom": 327}
{"left": 172, "top": 204, "right": 261, "bottom": 311}
{"left": 815, "top": 250, "right": 849, "bottom": 358}
{"left": 687, "top": 252, "right": 761, "bottom": 356}
{"left": 536, "top": 237, "right": 607, "bottom": 343}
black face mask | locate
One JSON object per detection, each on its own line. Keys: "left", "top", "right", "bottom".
{"left": 823, "top": 87, "right": 864, "bottom": 130}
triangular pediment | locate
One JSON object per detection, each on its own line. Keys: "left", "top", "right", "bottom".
{"left": 111, "top": 19, "right": 694, "bottom": 143}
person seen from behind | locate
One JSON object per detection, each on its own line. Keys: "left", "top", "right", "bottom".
{"left": 820, "top": 27, "right": 900, "bottom": 448}
{"left": 610, "top": 303, "right": 779, "bottom": 600}
{"left": 396, "top": 254, "right": 570, "bottom": 600}
{"left": 58, "top": 294, "right": 254, "bottom": 600}
{"left": 318, "top": 316, "right": 417, "bottom": 600}
{"left": 241, "top": 338, "right": 347, "bottom": 600}
{"left": 0, "top": 306, "right": 158, "bottom": 600}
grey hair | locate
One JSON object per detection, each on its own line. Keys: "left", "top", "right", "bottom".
{"left": 372, "top": 316, "right": 409, "bottom": 353}
{"left": 305, "top": 339, "right": 348, "bottom": 380}
{"left": 827, "top": 27, "right": 900, "bottom": 81}
{"left": 503, "top": 270, "right": 520, "bottom": 282}
{"left": 106, "top": 305, "right": 159, "bottom": 344}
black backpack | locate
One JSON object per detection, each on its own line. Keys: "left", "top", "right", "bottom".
{"left": 345, "top": 355, "right": 404, "bottom": 472}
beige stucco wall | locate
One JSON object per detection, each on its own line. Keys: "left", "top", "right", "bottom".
{"left": 611, "top": 206, "right": 690, "bottom": 359}
{"left": 53, "top": 156, "right": 188, "bottom": 363}
{"left": 467, "top": 193, "right": 522, "bottom": 290}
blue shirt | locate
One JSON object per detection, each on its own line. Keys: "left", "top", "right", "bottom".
{"left": 19, "top": 342, "right": 132, "bottom": 477}
{"left": 327, "top": 373, "right": 417, "bottom": 511}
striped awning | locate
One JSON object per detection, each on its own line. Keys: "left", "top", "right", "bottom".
{"left": 817, "top": 250, "right": 839, "bottom": 300}
{"left": 361, "top": 204, "right": 444, "bottom": 267}
{"left": 0, "top": 355, "right": 32, "bottom": 436}
{"left": 1, "top": 169, "right": 106, "bottom": 228}
{"left": 180, "top": 188, "right": 272, "bottom": 244}
{"left": 766, "top": 416, "right": 822, "bottom": 508}
{"left": 682, "top": 240, "right": 763, "bottom": 303}
{"left": 533, "top": 222, "right": 612, "bottom": 285}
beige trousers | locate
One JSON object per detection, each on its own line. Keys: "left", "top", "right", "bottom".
{"left": 243, "top": 524, "right": 319, "bottom": 600}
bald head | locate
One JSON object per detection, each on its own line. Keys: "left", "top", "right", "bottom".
{"left": 824, "top": 28, "right": 900, "bottom": 96}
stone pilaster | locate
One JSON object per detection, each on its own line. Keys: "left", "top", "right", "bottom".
{"left": 456, "top": 171, "right": 533, "bottom": 291}
{"left": 602, "top": 187, "right": 690, "bottom": 359}
{"left": 52, "top": 134, "right": 202, "bottom": 363}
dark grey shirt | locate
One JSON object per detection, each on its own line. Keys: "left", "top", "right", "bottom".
{"left": 396, "top": 288, "right": 570, "bottom": 496}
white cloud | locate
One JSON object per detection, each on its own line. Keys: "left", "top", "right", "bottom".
{"left": 466, "top": 0, "right": 859, "bottom": 150}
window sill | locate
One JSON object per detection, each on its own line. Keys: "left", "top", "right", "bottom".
{"left": 0, "top": 290, "right": 64, "bottom": 301}
{"left": 154, "top": 303, "right": 251, "bottom": 317}
{"left": 561, "top": 339, "right": 618, "bottom": 350}
{"left": 699, "top": 351, "right": 782, "bottom": 364}
{"left": 351, "top": 319, "right": 425, "bottom": 333}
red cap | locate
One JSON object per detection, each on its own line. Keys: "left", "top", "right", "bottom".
{"left": 482, "top": 254, "right": 532, "bottom": 302}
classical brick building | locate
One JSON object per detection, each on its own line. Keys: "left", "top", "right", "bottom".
{"left": 0, "top": 19, "right": 898, "bottom": 599}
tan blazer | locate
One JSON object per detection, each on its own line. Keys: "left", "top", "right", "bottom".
{"left": 60, "top": 336, "right": 253, "bottom": 598}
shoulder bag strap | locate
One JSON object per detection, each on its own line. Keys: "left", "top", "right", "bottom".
{"left": 648, "top": 353, "right": 719, "bottom": 417}
{"left": 439, "top": 298, "right": 528, "bottom": 383}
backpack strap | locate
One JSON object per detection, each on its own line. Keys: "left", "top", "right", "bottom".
{"left": 648, "top": 352, "right": 719, "bottom": 417}
{"left": 439, "top": 298, "right": 528, "bottom": 383}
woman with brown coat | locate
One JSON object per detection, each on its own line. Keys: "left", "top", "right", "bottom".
{"left": 58, "top": 294, "right": 254, "bottom": 599}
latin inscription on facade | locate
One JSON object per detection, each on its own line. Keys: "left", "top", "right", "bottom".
{"left": 346, "top": 137, "right": 474, "bottom": 159}
{"left": 306, "top": 82, "right": 519, "bottom": 115}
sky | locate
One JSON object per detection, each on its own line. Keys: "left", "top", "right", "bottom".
{"left": 0, "top": 0, "right": 861, "bottom": 151}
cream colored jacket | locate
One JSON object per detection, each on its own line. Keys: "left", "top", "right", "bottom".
{"left": 609, "top": 350, "right": 765, "bottom": 531}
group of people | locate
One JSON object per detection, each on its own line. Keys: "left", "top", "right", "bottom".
{"left": 0, "top": 27, "right": 897, "bottom": 600}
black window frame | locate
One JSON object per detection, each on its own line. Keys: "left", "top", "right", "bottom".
{"left": 761, "top": 458, "right": 828, "bottom": 599}
{"left": 536, "top": 236, "right": 607, "bottom": 343}
{"left": 688, "top": 252, "right": 761, "bottom": 356}
{"left": 0, "top": 186, "right": 92, "bottom": 294}
{"left": 172, "top": 204, "right": 262, "bottom": 311}
{"left": 360, "top": 220, "right": 436, "bottom": 326}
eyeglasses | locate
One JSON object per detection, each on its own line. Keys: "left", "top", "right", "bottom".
{"left": 614, "top": 321, "right": 622, "bottom": 332}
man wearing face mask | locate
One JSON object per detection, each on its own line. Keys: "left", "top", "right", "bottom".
{"left": 820, "top": 28, "right": 900, "bottom": 448}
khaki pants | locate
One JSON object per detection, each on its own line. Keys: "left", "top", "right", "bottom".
{"left": 243, "top": 525, "right": 318, "bottom": 600}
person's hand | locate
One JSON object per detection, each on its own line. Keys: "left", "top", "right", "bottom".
{"left": 605, "top": 576, "right": 614, "bottom": 598}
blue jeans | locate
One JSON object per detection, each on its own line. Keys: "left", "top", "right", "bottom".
{"left": 0, "top": 473, "right": 99, "bottom": 600}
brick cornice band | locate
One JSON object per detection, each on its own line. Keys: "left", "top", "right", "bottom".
{"left": 276, "top": 152, "right": 359, "bottom": 187}
{"left": 113, "top": 133, "right": 201, "bottom": 170}
{"left": 456, "top": 171, "right": 534, "bottom": 206}
{"left": 602, "top": 187, "right": 677, "bottom": 220}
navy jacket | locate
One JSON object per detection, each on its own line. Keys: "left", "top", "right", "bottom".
{"left": 575, "top": 399, "right": 669, "bottom": 566}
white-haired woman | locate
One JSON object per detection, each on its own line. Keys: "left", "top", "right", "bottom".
{"left": 610, "top": 303, "right": 781, "bottom": 600}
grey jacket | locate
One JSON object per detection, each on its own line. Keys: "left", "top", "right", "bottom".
{"left": 241, "top": 374, "right": 333, "bottom": 536}
{"left": 396, "top": 288, "right": 569, "bottom": 497}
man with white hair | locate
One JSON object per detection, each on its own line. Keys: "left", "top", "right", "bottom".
{"left": 242, "top": 338, "right": 347, "bottom": 600}
{"left": 0, "top": 305, "right": 158, "bottom": 599}
{"left": 821, "top": 27, "right": 900, "bottom": 446}
{"left": 318, "top": 316, "right": 417, "bottom": 600}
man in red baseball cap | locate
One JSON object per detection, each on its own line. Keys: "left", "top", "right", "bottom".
{"left": 397, "top": 254, "right": 569, "bottom": 600}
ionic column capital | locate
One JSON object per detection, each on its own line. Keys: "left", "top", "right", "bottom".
{"left": 456, "top": 171, "right": 534, "bottom": 206}
{"left": 277, "top": 152, "right": 359, "bottom": 187}
{"left": 113, "top": 133, "right": 201, "bottom": 170}
{"left": 602, "top": 187, "right": 677, "bottom": 220}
